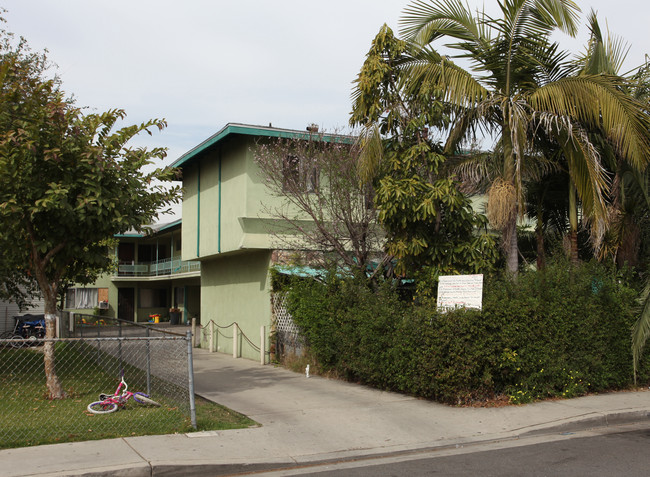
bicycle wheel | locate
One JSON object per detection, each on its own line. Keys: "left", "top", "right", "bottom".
{"left": 133, "top": 392, "right": 161, "bottom": 407}
{"left": 87, "top": 401, "right": 119, "bottom": 414}
{"left": 0, "top": 332, "right": 15, "bottom": 347}
{"left": 6, "top": 333, "right": 26, "bottom": 349}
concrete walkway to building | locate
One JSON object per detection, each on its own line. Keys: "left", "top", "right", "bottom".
{"left": 2, "top": 348, "right": 650, "bottom": 476}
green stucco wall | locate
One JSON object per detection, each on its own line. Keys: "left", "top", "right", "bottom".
{"left": 181, "top": 136, "right": 306, "bottom": 261}
{"left": 200, "top": 250, "right": 272, "bottom": 360}
{"left": 181, "top": 140, "right": 250, "bottom": 260}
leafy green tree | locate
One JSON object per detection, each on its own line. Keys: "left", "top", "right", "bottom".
{"left": 398, "top": 0, "right": 650, "bottom": 275}
{"left": 0, "top": 266, "right": 40, "bottom": 311}
{"left": 0, "top": 32, "right": 180, "bottom": 399}
{"left": 351, "top": 25, "right": 497, "bottom": 277}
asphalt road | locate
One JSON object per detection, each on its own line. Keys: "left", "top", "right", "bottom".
{"left": 235, "top": 422, "right": 650, "bottom": 476}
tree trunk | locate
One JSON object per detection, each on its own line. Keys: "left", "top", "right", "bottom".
{"left": 536, "top": 225, "right": 545, "bottom": 270}
{"left": 43, "top": 291, "right": 66, "bottom": 400}
{"left": 568, "top": 182, "right": 579, "bottom": 266}
{"left": 505, "top": 215, "right": 518, "bottom": 276}
{"left": 616, "top": 216, "right": 641, "bottom": 268}
{"left": 502, "top": 122, "right": 518, "bottom": 277}
{"left": 535, "top": 194, "right": 545, "bottom": 270}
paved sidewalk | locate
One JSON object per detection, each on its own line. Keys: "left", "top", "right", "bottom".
{"left": 2, "top": 349, "right": 649, "bottom": 476}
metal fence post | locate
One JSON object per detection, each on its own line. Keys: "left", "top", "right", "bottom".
{"left": 191, "top": 318, "right": 197, "bottom": 348}
{"left": 118, "top": 318, "right": 123, "bottom": 368}
{"left": 96, "top": 322, "right": 101, "bottom": 366}
{"left": 186, "top": 330, "right": 197, "bottom": 429}
{"left": 146, "top": 327, "right": 151, "bottom": 395}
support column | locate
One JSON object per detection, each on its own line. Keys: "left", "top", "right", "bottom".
{"left": 209, "top": 321, "right": 215, "bottom": 353}
{"left": 260, "top": 325, "right": 266, "bottom": 365}
{"left": 233, "top": 323, "right": 239, "bottom": 358}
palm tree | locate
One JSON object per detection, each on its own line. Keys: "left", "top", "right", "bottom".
{"left": 398, "top": 0, "right": 650, "bottom": 274}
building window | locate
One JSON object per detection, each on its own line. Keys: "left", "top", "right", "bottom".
{"left": 65, "top": 289, "right": 75, "bottom": 309}
{"left": 138, "top": 288, "right": 168, "bottom": 308}
{"left": 174, "top": 287, "right": 184, "bottom": 308}
{"left": 66, "top": 287, "right": 107, "bottom": 309}
{"left": 283, "top": 155, "right": 318, "bottom": 193}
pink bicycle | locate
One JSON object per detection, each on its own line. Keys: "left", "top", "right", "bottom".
{"left": 87, "top": 374, "right": 161, "bottom": 414}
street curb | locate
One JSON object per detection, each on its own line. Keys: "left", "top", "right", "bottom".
{"left": 13, "top": 410, "right": 650, "bottom": 477}
{"left": 520, "top": 410, "right": 650, "bottom": 437}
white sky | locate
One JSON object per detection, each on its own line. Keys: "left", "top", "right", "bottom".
{"left": 2, "top": 0, "right": 648, "bottom": 165}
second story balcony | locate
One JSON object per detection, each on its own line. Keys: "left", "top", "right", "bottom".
{"left": 116, "top": 257, "right": 201, "bottom": 278}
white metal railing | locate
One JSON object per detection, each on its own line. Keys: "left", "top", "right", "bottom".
{"left": 117, "top": 258, "right": 200, "bottom": 277}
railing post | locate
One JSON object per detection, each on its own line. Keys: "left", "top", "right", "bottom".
{"left": 260, "top": 325, "right": 266, "bottom": 365}
{"left": 209, "top": 321, "right": 215, "bottom": 353}
{"left": 233, "top": 323, "right": 238, "bottom": 358}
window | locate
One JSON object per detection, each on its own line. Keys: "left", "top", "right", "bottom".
{"left": 138, "top": 288, "right": 168, "bottom": 308}
{"left": 65, "top": 289, "right": 75, "bottom": 309}
{"left": 138, "top": 243, "right": 170, "bottom": 262}
{"left": 174, "top": 287, "right": 184, "bottom": 307}
{"left": 66, "top": 287, "right": 107, "bottom": 309}
{"left": 282, "top": 155, "right": 319, "bottom": 193}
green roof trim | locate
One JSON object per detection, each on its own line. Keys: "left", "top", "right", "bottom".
{"left": 114, "top": 218, "right": 182, "bottom": 239}
{"left": 171, "top": 123, "right": 354, "bottom": 168}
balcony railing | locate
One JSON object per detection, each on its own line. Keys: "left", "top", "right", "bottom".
{"left": 116, "top": 258, "right": 201, "bottom": 277}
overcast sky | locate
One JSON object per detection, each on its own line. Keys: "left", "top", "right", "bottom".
{"left": 2, "top": 0, "right": 648, "bottom": 165}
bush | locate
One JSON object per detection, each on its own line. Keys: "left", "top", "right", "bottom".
{"left": 285, "top": 259, "right": 648, "bottom": 405}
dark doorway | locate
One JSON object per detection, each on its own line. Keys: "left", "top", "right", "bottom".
{"left": 118, "top": 288, "right": 135, "bottom": 321}
{"left": 118, "top": 243, "right": 135, "bottom": 263}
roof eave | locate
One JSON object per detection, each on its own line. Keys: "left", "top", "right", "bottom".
{"left": 171, "top": 123, "right": 354, "bottom": 169}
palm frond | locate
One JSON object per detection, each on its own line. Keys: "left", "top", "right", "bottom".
{"left": 446, "top": 149, "right": 500, "bottom": 194}
{"left": 400, "top": 0, "right": 487, "bottom": 48}
{"left": 400, "top": 53, "right": 489, "bottom": 108}
{"left": 530, "top": 75, "right": 650, "bottom": 170}
{"left": 577, "top": 10, "right": 629, "bottom": 76}
{"left": 563, "top": 125, "right": 609, "bottom": 220}
{"left": 496, "top": 0, "right": 580, "bottom": 73}
{"left": 528, "top": 0, "right": 581, "bottom": 37}
{"left": 443, "top": 97, "right": 500, "bottom": 154}
{"left": 357, "top": 125, "right": 384, "bottom": 184}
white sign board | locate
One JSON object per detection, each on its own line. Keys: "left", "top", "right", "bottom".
{"left": 436, "top": 274, "right": 484, "bottom": 311}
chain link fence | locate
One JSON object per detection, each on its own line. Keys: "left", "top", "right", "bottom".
{"left": 0, "top": 313, "right": 196, "bottom": 449}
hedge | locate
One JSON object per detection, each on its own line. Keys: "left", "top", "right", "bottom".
{"left": 285, "top": 260, "right": 649, "bottom": 405}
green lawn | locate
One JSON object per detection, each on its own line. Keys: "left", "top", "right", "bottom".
{"left": 0, "top": 344, "right": 257, "bottom": 449}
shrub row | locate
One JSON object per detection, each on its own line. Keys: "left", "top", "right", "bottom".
{"left": 285, "top": 260, "right": 649, "bottom": 404}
